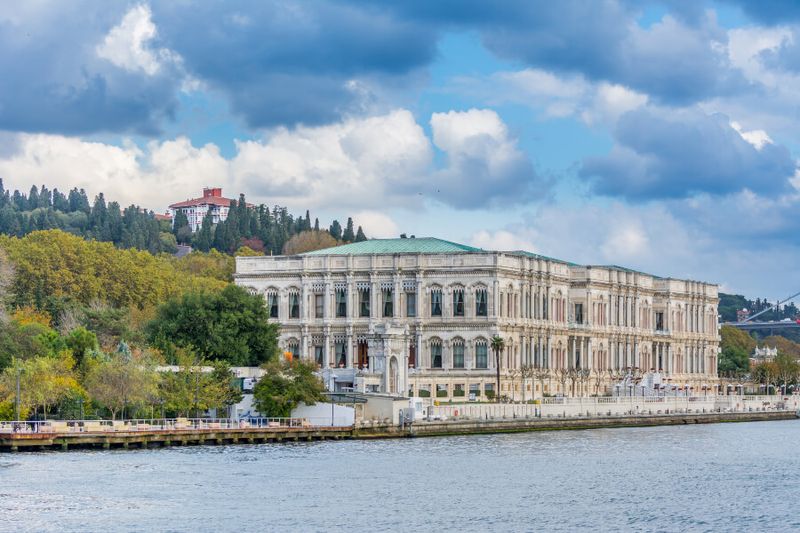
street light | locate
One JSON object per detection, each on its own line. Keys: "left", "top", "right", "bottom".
{"left": 14, "top": 363, "right": 21, "bottom": 421}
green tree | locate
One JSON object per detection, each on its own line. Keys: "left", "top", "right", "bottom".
{"left": 159, "top": 350, "right": 234, "bottom": 417}
{"left": 490, "top": 335, "right": 505, "bottom": 402}
{"left": 172, "top": 209, "right": 191, "bottom": 243}
{"left": 329, "top": 220, "right": 342, "bottom": 240}
{"left": 773, "top": 352, "right": 799, "bottom": 393}
{"left": 720, "top": 325, "right": 756, "bottom": 354}
{"left": 209, "top": 361, "right": 243, "bottom": 416}
{"left": 146, "top": 284, "right": 279, "bottom": 366}
{"left": 342, "top": 217, "right": 355, "bottom": 242}
{"left": 0, "top": 353, "right": 84, "bottom": 419}
{"left": 83, "top": 353, "right": 160, "bottom": 419}
{"left": 354, "top": 226, "right": 367, "bottom": 242}
{"left": 717, "top": 346, "right": 749, "bottom": 378}
{"left": 64, "top": 327, "right": 98, "bottom": 366}
{"left": 252, "top": 359, "right": 326, "bottom": 417}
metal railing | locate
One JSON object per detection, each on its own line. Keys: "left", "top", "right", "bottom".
{"left": 0, "top": 417, "right": 346, "bottom": 435}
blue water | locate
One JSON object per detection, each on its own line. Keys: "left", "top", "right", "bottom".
{"left": 1, "top": 420, "right": 798, "bottom": 532}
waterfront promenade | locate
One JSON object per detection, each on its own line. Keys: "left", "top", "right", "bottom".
{"left": 1, "top": 395, "right": 797, "bottom": 452}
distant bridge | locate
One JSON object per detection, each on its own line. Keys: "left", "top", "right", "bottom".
{"left": 724, "top": 289, "right": 800, "bottom": 331}
{"left": 724, "top": 320, "right": 800, "bottom": 331}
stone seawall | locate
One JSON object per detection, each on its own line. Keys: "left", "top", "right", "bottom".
{"left": 355, "top": 410, "right": 798, "bottom": 439}
{"left": 2, "top": 411, "right": 795, "bottom": 452}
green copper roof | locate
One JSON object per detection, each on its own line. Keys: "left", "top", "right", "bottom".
{"left": 506, "top": 250, "right": 579, "bottom": 267}
{"left": 300, "top": 237, "right": 483, "bottom": 256}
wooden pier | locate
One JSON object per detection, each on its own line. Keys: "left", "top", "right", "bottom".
{"left": 0, "top": 419, "right": 353, "bottom": 452}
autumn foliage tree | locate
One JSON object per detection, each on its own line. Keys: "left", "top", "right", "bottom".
{"left": 282, "top": 230, "right": 339, "bottom": 255}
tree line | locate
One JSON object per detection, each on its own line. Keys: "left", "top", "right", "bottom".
{"left": 0, "top": 181, "right": 369, "bottom": 257}
{"left": 178, "top": 194, "right": 368, "bottom": 255}
{"left": 0, "top": 181, "right": 175, "bottom": 254}
{"left": 0, "top": 230, "right": 324, "bottom": 420}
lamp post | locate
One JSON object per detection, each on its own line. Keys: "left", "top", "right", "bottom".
{"left": 78, "top": 397, "right": 84, "bottom": 421}
{"left": 15, "top": 364, "right": 21, "bottom": 421}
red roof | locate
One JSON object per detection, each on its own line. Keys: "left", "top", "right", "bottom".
{"left": 169, "top": 196, "right": 238, "bottom": 209}
{"left": 169, "top": 187, "right": 254, "bottom": 209}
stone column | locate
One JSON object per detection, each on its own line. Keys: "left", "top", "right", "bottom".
{"left": 323, "top": 327, "right": 331, "bottom": 367}
{"left": 346, "top": 329, "right": 353, "bottom": 368}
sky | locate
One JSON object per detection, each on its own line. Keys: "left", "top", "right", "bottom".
{"left": 0, "top": 1, "right": 799, "bottom": 299}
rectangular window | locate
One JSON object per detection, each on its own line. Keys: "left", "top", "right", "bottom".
{"left": 335, "top": 342, "right": 346, "bottom": 367}
{"left": 476, "top": 289, "right": 487, "bottom": 317}
{"left": 336, "top": 289, "right": 347, "bottom": 317}
{"left": 469, "top": 383, "right": 480, "bottom": 397}
{"left": 267, "top": 293, "right": 278, "bottom": 318}
{"left": 453, "top": 343, "right": 464, "bottom": 368}
{"left": 476, "top": 343, "right": 488, "bottom": 369}
{"left": 436, "top": 384, "right": 448, "bottom": 398}
{"left": 359, "top": 289, "right": 370, "bottom": 317}
{"left": 453, "top": 290, "right": 464, "bottom": 317}
{"left": 406, "top": 292, "right": 416, "bottom": 317}
{"left": 289, "top": 293, "right": 300, "bottom": 319}
{"left": 484, "top": 383, "right": 495, "bottom": 398}
{"left": 431, "top": 343, "right": 442, "bottom": 368}
{"left": 574, "top": 303, "right": 583, "bottom": 324}
{"left": 315, "top": 294, "right": 324, "bottom": 318}
{"left": 453, "top": 384, "right": 465, "bottom": 397}
{"left": 314, "top": 345, "right": 324, "bottom": 367}
{"left": 383, "top": 289, "right": 393, "bottom": 317}
{"left": 655, "top": 312, "right": 664, "bottom": 331}
{"left": 431, "top": 290, "right": 442, "bottom": 317}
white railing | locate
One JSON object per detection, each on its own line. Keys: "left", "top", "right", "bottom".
{"left": 0, "top": 417, "right": 347, "bottom": 435}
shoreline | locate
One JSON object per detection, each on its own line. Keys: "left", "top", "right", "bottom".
{"left": 1, "top": 410, "right": 796, "bottom": 452}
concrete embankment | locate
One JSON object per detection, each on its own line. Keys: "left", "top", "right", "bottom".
{"left": 2, "top": 411, "right": 796, "bottom": 452}
{"left": 356, "top": 410, "right": 798, "bottom": 439}
{"left": 0, "top": 426, "right": 352, "bottom": 452}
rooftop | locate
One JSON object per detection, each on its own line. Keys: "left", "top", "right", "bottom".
{"left": 300, "top": 237, "right": 483, "bottom": 256}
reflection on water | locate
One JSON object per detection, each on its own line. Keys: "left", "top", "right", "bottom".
{"left": 1, "top": 420, "right": 799, "bottom": 532}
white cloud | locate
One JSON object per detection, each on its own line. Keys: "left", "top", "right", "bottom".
{"left": 727, "top": 26, "right": 793, "bottom": 84}
{"left": 351, "top": 211, "right": 399, "bottom": 238}
{"left": 232, "top": 109, "right": 432, "bottom": 209}
{"left": 470, "top": 229, "right": 537, "bottom": 252}
{"left": 428, "top": 108, "right": 541, "bottom": 208}
{"left": 0, "top": 108, "right": 536, "bottom": 213}
{"left": 454, "top": 68, "right": 647, "bottom": 126}
{"left": 730, "top": 120, "right": 773, "bottom": 150}
{"left": 0, "top": 133, "right": 228, "bottom": 211}
{"left": 96, "top": 4, "right": 177, "bottom": 76}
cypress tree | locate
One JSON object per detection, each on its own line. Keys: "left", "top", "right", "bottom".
{"left": 355, "top": 226, "right": 367, "bottom": 242}
{"left": 329, "top": 220, "right": 342, "bottom": 240}
{"left": 342, "top": 217, "right": 355, "bottom": 242}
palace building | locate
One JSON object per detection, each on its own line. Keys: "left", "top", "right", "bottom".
{"left": 234, "top": 237, "right": 720, "bottom": 399}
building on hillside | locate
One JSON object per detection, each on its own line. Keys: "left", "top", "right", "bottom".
{"left": 234, "top": 237, "right": 721, "bottom": 400}
{"left": 736, "top": 308, "right": 750, "bottom": 322}
{"left": 168, "top": 187, "right": 251, "bottom": 232}
{"left": 154, "top": 212, "right": 172, "bottom": 223}
{"left": 751, "top": 346, "right": 778, "bottom": 365}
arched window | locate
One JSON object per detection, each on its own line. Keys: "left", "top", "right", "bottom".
{"left": 288, "top": 289, "right": 300, "bottom": 319}
{"left": 430, "top": 339, "right": 442, "bottom": 368}
{"left": 452, "top": 287, "right": 465, "bottom": 317}
{"left": 452, "top": 339, "right": 465, "bottom": 368}
{"left": 475, "top": 339, "right": 488, "bottom": 369}
{"left": 475, "top": 286, "right": 488, "bottom": 317}
{"left": 265, "top": 288, "right": 279, "bottom": 318}
{"left": 430, "top": 287, "right": 442, "bottom": 317}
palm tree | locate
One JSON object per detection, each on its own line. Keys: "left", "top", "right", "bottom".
{"left": 491, "top": 335, "right": 505, "bottom": 402}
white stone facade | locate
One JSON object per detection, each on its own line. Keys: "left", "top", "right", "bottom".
{"left": 234, "top": 246, "right": 720, "bottom": 400}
